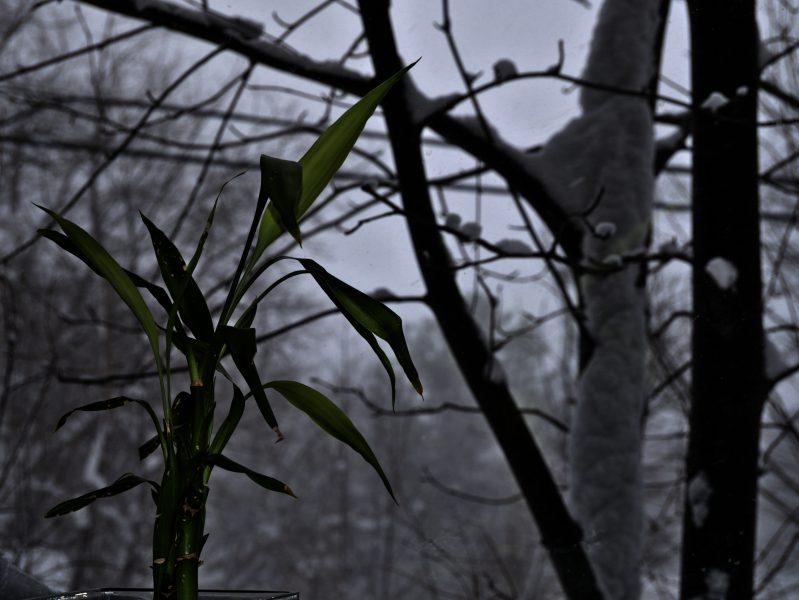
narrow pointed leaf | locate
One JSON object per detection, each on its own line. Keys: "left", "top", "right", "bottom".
{"left": 220, "top": 326, "right": 282, "bottom": 439}
{"left": 300, "top": 259, "right": 422, "bottom": 405}
{"left": 209, "top": 385, "right": 245, "bottom": 455}
{"left": 42, "top": 229, "right": 169, "bottom": 311}
{"left": 55, "top": 395, "right": 159, "bottom": 433}
{"left": 266, "top": 380, "right": 395, "bottom": 502}
{"left": 45, "top": 473, "right": 157, "bottom": 517}
{"left": 220, "top": 175, "right": 269, "bottom": 327}
{"left": 141, "top": 214, "right": 214, "bottom": 342}
{"left": 39, "top": 228, "right": 174, "bottom": 315}
{"left": 200, "top": 328, "right": 228, "bottom": 385}
{"left": 171, "top": 391, "right": 193, "bottom": 430}
{"left": 36, "top": 206, "right": 161, "bottom": 365}
{"left": 252, "top": 62, "right": 416, "bottom": 258}
{"left": 235, "top": 269, "right": 308, "bottom": 330}
{"left": 207, "top": 454, "right": 295, "bottom": 497}
{"left": 139, "top": 434, "right": 161, "bottom": 461}
{"left": 259, "top": 155, "right": 303, "bottom": 246}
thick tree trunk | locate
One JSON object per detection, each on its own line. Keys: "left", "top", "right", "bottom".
{"left": 530, "top": 2, "right": 660, "bottom": 597}
{"left": 681, "top": 2, "right": 764, "bottom": 599}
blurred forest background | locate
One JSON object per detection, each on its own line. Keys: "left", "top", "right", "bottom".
{"left": 1, "top": 1, "right": 799, "bottom": 599}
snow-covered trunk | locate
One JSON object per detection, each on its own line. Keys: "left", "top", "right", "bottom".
{"left": 530, "top": 1, "right": 660, "bottom": 598}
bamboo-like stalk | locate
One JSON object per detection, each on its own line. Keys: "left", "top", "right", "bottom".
{"left": 40, "top": 63, "right": 420, "bottom": 600}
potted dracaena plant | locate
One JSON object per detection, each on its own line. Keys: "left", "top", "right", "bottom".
{"left": 34, "top": 64, "right": 421, "bottom": 600}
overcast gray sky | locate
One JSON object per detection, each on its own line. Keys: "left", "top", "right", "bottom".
{"left": 67, "top": 1, "right": 691, "bottom": 318}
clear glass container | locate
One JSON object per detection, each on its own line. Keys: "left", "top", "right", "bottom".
{"left": 28, "top": 590, "right": 298, "bottom": 600}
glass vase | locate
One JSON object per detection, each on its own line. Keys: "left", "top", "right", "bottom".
{"left": 28, "top": 590, "right": 299, "bottom": 600}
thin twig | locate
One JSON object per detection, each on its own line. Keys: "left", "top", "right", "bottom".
{"left": 169, "top": 62, "right": 254, "bottom": 238}
{"left": 421, "top": 467, "right": 524, "bottom": 506}
{"left": 312, "top": 378, "right": 570, "bottom": 433}
{"left": 0, "top": 43, "right": 228, "bottom": 266}
{"left": 0, "top": 24, "right": 154, "bottom": 83}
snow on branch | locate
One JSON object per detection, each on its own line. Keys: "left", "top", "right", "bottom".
{"left": 76, "top": 0, "right": 368, "bottom": 93}
{"left": 700, "top": 91, "right": 731, "bottom": 112}
{"left": 580, "top": 0, "right": 661, "bottom": 111}
{"left": 705, "top": 257, "right": 738, "bottom": 290}
{"left": 74, "top": 0, "right": 579, "bottom": 260}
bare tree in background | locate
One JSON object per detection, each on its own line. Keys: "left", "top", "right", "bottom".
{"left": 2, "top": 0, "right": 799, "bottom": 599}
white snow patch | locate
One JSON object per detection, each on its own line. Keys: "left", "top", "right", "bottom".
{"left": 700, "top": 92, "right": 730, "bottom": 112}
{"left": 568, "top": 176, "right": 586, "bottom": 188}
{"left": 487, "top": 360, "right": 507, "bottom": 385}
{"left": 705, "top": 257, "right": 737, "bottom": 290}
{"left": 403, "top": 80, "right": 461, "bottom": 124}
{"left": 83, "top": 427, "right": 107, "bottom": 489}
{"left": 658, "top": 238, "right": 679, "bottom": 255}
{"left": 765, "top": 339, "right": 788, "bottom": 381}
{"left": 602, "top": 254, "right": 623, "bottom": 267}
{"left": 457, "top": 115, "right": 503, "bottom": 141}
{"left": 595, "top": 221, "right": 617, "bottom": 239}
{"left": 579, "top": 0, "right": 660, "bottom": 110}
{"left": 705, "top": 569, "right": 730, "bottom": 600}
{"left": 656, "top": 129, "right": 686, "bottom": 153}
{"left": 495, "top": 238, "right": 533, "bottom": 254}
{"left": 459, "top": 222, "right": 482, "bottom": 241}
{"left": 736, "top": 86, "right": 749, "bottom": 97}
{"left": 688, "top": 471, "right": 711, "bottom": 528}
{"left": 759, "top": 38, "right": 776, "bottom": 68}
{"left": 444, "top": 213, "right": 462, "bottom": 229}
{"left": 492, "top": 59, "right": 518, "bottom": 82}
{"left": 412, "top": 92, "right": 462, "bottom": 123}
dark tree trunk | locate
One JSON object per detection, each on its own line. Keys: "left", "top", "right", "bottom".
{"left": 357, "top": 3, "right": 603, "bottom": 598}
{"left": 681, "top": 2, "right": 764, "bottom": 599}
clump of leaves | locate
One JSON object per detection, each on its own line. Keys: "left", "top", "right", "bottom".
{"left": 39, "top": 64, "right": 421, "bottom": 600}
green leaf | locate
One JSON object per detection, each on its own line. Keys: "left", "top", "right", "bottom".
{"left": 235, "top": 268, "right": 308, "bottom": 330}
{"left": 171, "top": 391, "right": 193, "bottom": 430}
{"left": 259, "top": 155, "right": 303, "bottom": 246}
{"left": 300, "top": 259, "right": 422, "bottom": 406}
{"left": 209, "top": 385, "right": 245, "bottom": 455}
{"left": 218, "top": 175, "right": 270, "bottom": 330}
{"left": 36, "top": 206, "right": 162, "bottom": 371}
{"left": 39, "top": 228, "right": 174, "bottom": 315}
{"left": 55, "top": 395, "right": 159, "bottom": 434}
{"left": 207, "top": 454, "right": 295, "bottom": 498}
{"left": 252, "top": 62, "right": 416, "bottom": 259}
{"left": 141, "top": 214, "right": 214, "bottom": 343}
{"left": 266, "top": 380, "right": 395, "bottom": 501}
{"left": 139, "top": 434, "right": 161, "bottom": 461}
{"left": 220, "top": 326, "right": 282, "bottom": 440}
{"left": 45, "top": 473, "right": 158, "bottom": 517}
{"left": 152, "top": 454, "right": 180, "bottom": 592}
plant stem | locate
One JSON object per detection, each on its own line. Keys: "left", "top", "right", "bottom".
{"left": 176, "top": 479, "right": 207, "bottom": 600}
{"left": 154, "top": 453, "right": 180, "bottom": 599}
